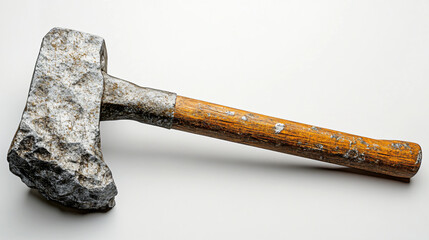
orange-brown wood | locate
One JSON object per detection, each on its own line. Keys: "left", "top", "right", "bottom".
{"left": 172, "top": 96, "right": 422, "bottom": 178}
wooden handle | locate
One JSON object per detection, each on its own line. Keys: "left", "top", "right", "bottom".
{"left": 172, "top": 96, "right": 422, "bottom": 178}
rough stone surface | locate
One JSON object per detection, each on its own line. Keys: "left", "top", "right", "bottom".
{"left": 7, "top": 28, "right": 117, "bottom": 210}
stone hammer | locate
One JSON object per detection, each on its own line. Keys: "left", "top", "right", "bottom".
{"left": 8, "top": 28, "right": 422, "bottom": 210}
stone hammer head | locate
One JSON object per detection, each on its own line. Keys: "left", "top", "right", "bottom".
{"left": 7, "top": 28, "right": 117, "bottom": 210}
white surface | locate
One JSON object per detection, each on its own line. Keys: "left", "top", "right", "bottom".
{"left": 0, "top": 1, "right": 428, "bottom": 239}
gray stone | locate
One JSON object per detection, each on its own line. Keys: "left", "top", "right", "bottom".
{"left": 7, "top": 28, "right": 117, "bottom": 210}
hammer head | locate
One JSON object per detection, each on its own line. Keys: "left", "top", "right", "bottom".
{"left": 7, "top": 28, "right": 117, "bottom": 210}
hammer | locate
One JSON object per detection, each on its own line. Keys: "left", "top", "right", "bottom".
{"left": 8, "top": 28, "right": 422, "bottom": 210}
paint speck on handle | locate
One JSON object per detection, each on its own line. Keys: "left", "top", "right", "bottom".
{"left": 391, "top": 142, "right": 410, "bottom": 149}
{"left": 331, "top": 134, "right": 340, "bottom": 140}
{"left": 226, "top": 111, "right": 235, "bottom": 116}
{"left": 274, "top": 123, "right": 285, "bottom": 134}
{"left": 311, "top": 126, "right": 320, "bottom": 131}
{"left": 241, "top": 116, "right": 247, "bottom": 121}
{"left": 416, "top": 150, "right": 422, "bottom": 165}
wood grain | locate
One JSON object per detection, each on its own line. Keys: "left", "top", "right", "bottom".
{"left": 172, "top": 96, "right": 422, "bottom": 178}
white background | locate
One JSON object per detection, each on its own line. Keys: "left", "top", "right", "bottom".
{"left": 1, "top": 0, "right": 428, "bottom": 239}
